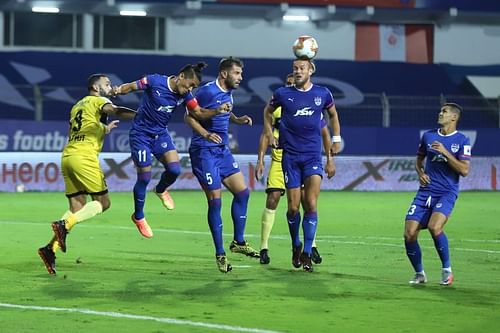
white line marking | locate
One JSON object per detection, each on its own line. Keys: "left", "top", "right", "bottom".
{"left": 1, "top": 220, "right": 499, "bottom": 254}
{"left": 0, "top": 303, "right": 283, "bottom": 333}
{"left": 232, "top": 265, "right": 252, "bottom": 268}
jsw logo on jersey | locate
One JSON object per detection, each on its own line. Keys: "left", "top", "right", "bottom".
{"left": 293, "top": 107, "right": 314, "bottom": 117}
{"left": 157, "top": 105, "right": 175, "bottom": 113}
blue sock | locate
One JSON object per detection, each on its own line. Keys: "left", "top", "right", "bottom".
{"left": 208, "top": 198, "right": 224, "bottom": 255}
{"left": 133, "top": 171, "right": 151, "bottom": 220}
{"left": 302, "top": 212, "right": 318, "bottom": 254}
{"left": 231, "top": 188, "right": 249, "bottom": 243}
{"left": 405, "top": 240, "right": 423, "bottom": 273}
{"left": 155, "top": 161, "right": 181, "bottom": 193}
{"left": 286, "top": 211, "right": 301, "bottom": 247}
{"left": 433, "top": 232, "right": 451, "bottom": 269}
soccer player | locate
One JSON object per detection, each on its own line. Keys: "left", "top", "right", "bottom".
{"left": 255, "top": 73, "right": 335, "bottom": 265}
{"left": 38, "top": 74, "right": 137, "bottom": 275}
{"left": 263, "top": 59, "right": 341, "bottom": 272}
{"left": 113, "top": 63, "right": 230, "bottom": 238}
{"left": 185, "top": 57, "right": 259, "bottom": 273}
{"left": 404, "top": 102, "right": 471, "bottom": 286}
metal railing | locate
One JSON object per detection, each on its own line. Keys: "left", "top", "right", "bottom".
{"left": 5, "top": 85, "right": 500, "bottom": 128}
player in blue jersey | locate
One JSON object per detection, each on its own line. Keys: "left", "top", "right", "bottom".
{"left": 185, "top": 57, "right": 259, "bottom": 273}
{"left": 255, "top": 73, "right": 335, "bottom": 265}
{"left": 114, "top": 62, "right": 230, "bottom": 238}
{"left": 404, "top": 103, "right": 471, "bottom": 286}
{"left": 263, "top": 59, "right": 341, "bottom": 272}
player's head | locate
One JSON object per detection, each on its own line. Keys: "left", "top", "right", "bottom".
{"left": 87, "top": 74, "right": 112, "bottom": 97}
{"left": 219, "top": 57, "right": 244, "bottom": 90}
{"left": 285, "top": 73, "right": 294, "bottom": 87}
{"left": 292, "top": 59, "right": 314, "bottom": 87}
{"left": 177, "top": 62, "right": 207, "bottom": 95}
{"left": 439, "top": 102, "right": 462, "bottom": 127}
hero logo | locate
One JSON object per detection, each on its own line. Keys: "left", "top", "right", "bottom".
{"left": 157, "top": 105, "right": 175, "bottom": 113}
{"left": 293, "top": 107, "right": 314, "bottom": 117}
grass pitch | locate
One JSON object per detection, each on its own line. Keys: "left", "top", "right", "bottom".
{"left": 0, "top": 191, "right": 499, "bottom": 333}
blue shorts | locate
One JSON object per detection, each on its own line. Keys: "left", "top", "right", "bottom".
{"left": 282, "top": 152, "right": 323, "bottom": 189}
{"left": 189, "top": 145, "right": 240, "bottom": 190}
{"left": 129, "top": 129, "right": 176, "bottom": 167}
{"left": 405, "top": 190, "right": 457, "bottom": 228}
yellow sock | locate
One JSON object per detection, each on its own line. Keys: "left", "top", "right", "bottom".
{"left": 65, "top": 201, "right": 103, "bottom": 231}
{"left": 61, "top": 210, "right": 72, "bottom": 220}
{"left": 312, "top": 239, "right": 317, "bottom": 248}
{"left": 260, "top": 208, "right": 276, "bottom": 250}
{"left": 49, "top": 237, "right": 60, "bottom": 253}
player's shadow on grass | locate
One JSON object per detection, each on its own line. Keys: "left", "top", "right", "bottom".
{"left": 416, "top": 285, "right": 500, "bottom": 307}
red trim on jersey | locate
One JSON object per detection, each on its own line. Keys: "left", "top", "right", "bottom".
{"left": 186, "top": 98, "right": 199, "bottom": 111}
{"left": 137, "top": 77, "right": 148, "bottom": 89}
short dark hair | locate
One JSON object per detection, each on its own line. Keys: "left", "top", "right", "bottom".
{"left": 87, "top": 74, "right": 107, "bottom": 91}
{"left": 219, "top": 57, "right": 244, "bottom": 73}
{"left": 443, "top": 102, "right": 463, "bottom": 116}
{"left": 179, "top": 62, "right": 208, "bottom": 82}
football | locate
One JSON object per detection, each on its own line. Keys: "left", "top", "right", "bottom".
{"left": 292, "top": 35, "right": 319, "bottom": 60}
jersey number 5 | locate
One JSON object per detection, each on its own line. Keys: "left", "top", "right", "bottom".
{"left": 205, "top": 173, "right": 213, "bottom": 185}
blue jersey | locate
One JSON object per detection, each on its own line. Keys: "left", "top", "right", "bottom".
{"left": 132, "top": 74, "right": 195, "bottom": 135}
{"left": 190, "top": 80, "right": 233, "bottom": 148}
{"left": 418, "top": 129, "right": 471, "bottom": 195}
{"left": 270, "top": 84, "right": 334, "bottom": 155}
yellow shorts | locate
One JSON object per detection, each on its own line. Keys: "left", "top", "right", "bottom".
{"left": 61, "top": 154, "right": 108, "bottom": 197}
{"left": 266, "top": 159, "right": 285, "bottom": 195}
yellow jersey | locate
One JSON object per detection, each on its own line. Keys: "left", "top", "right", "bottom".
{"left": 271, "top": 107, "right": 283, "bottom": 162}
{"left": 63, "top": 95, "right": 112, "bottom": 157}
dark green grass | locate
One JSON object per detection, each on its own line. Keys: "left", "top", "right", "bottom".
{"left": 0, "top": 191, "right": 499, "bottom": 333}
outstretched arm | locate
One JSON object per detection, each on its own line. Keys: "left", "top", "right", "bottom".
{"left": 113, "top": 81, "right": 139, "bottom": 95}
{"left": 102, "top": 103, "right": 136, "bottom": 120}
{"left": 188, "top": 103, "right": 231, "bottom": 121}
{"left": 230, "top": 113, "right": 253, "bottom": 126}
{"left": 184, "top": 112, "right": 222, "bottom": 144}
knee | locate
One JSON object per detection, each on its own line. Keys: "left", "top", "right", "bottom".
{"left": 428, "top": 225, "right": 443, "bottom": 237}
{"left": 136, "top": 171, "right": 152, "bottom": 186}
{"left": 266, "top": 196, "right": 280, "bottom": 210}
{"left": 166, "top": 162, "right": 181, "bottom": 177}
{"left": 302, "top": 199, "right": 317, "bottom": 213}
{"left": 287, "top": 207, "right": 300, "bottom": 217}
{"left": 404, "top": 229, "right": 418, "bottom": 242}
{"left": 234, "top": 188, "right": 250, "bottom": 203}
{"left": 101, "top": 199, "right": 111, "bottom": 212}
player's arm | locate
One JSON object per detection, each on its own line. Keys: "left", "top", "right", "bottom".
{"left": 263, "top": 104, "right": 278, "bottom": 148}
{"left": 184, "top": 112, "right": 222, "bottom": 144}
{"left": 415, "top": 154, "right": 430, "bottom": 186}
{"left": 187, "top": 101, "right": 231, "bottom": 121}
{"left": 326, "top": 104, "right": 341, "bottom": 156}
{"left": 102, "top": 103, "right": 137, "bottom": 120}
{"left": 230, "top": 113, "right": 252, "bottom": 126}
{"left": 430, "top": 141, "right": 470, "bottom": 177}
{"left": 255, "top": 131, "right": 270, "bottom": 181}
{"left": 321, "top": 124, "right": 335, "bottom": 179}
{"left": 113, "top": 81, "right": 139, "bottom": 95}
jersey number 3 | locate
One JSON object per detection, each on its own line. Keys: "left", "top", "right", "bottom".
{"left": 71, "top": 110, "right": 83, "bottom": 132}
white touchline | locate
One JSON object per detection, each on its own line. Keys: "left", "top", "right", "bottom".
{"left": 1, "top": 221, "right": 499, "bottom": 254}
{"left": 0, "top": 303, "right": 283, "bottom": 333}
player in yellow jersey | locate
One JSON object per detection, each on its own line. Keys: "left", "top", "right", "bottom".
{"left": 255, "top": 73, "right": 336, "bottom": 265}
{"left": 38, "top": 74, "right": 136, "bottom": 275}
